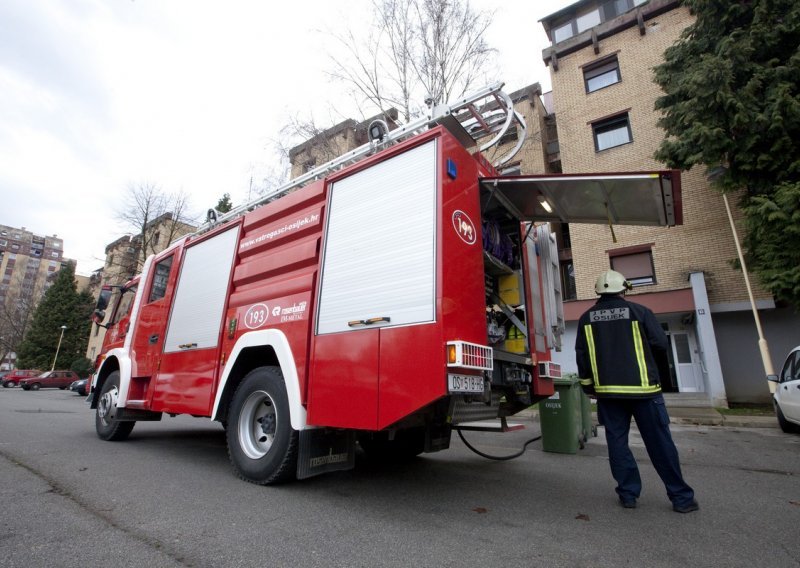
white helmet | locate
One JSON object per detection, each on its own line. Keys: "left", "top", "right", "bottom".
{"left": 595, "top": 270, "right": 632, "bottom": 295}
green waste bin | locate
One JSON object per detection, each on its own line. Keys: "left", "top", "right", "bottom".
{"left": 539, "top": 376, "right": 582, "bottom": 454}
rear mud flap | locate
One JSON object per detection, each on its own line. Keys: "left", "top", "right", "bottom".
{"left": 297, "top": 429, "right": 356, "bottom": 480}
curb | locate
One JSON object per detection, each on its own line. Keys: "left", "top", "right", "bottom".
{"left": 512, "top": 409, "right": 778, "bottom": 429}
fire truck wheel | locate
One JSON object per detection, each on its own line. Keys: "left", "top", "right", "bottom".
{"left": 226, "top": 366, "right": 298, "bottom": 485}
{"left": 95, "top": 371, "right": 135, "bottom": 441}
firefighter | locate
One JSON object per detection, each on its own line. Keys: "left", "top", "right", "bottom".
{"left": 575, "top": 270, "right": 699, "bottom": 513}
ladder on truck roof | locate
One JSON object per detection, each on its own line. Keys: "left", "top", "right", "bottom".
{"left": 200, "top": 82, "right": 527, "bottom": 233}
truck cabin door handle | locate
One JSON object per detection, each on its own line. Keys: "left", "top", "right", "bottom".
{"left": 149, "top": 334, "right": 159, "bottom": 344}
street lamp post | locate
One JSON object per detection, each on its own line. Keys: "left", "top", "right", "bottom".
{"left": 51, "top": 325, "right": 67, "bottom": 372}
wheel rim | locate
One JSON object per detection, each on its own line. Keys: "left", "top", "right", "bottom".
{"left": 98, "top": 385, "right": 119, "bottom": 426}
{"left": 238, "top": 390, "right": 278, "bottom": 460}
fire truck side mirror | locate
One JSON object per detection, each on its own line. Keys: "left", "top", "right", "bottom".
{"left": 92, "top": 309, "right": 107, "bottom": 328}
{"left": 96, "top": 287, "right": 112, "bottom": 312}
{"left": 93, "top": 287, "right": 112, "bottom": 328}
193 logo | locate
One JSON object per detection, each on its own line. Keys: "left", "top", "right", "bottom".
{"left": 244, "top": 303, "right": 270, "bottom": 329}
{"left": 452, "top": 210, "right": 476, "bottom": 245}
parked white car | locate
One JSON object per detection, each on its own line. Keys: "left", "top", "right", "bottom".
{"left": 769, "top": 346, "right": 800, "bottom": 433}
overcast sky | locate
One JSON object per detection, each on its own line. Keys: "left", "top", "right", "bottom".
{"left": 0, "top": 0, "right": 570, "bottom": 276}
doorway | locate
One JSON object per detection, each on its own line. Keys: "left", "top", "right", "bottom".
{"left": 661, "top": 319, "right": 705, "bottom": 393}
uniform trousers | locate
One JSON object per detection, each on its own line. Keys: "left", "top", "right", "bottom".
{"left": 597, "top": 394, "right": 695, "bottom": 507}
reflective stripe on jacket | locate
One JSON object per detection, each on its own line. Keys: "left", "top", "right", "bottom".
{"left": 575, "top": 295, "right": 668, "bottom": 397}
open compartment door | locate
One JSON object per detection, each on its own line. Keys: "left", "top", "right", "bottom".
{"left": 479, "top": 170, "right": 682, "bottom": 226}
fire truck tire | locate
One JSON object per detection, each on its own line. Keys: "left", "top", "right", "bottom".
{"left": 226, "top": 366, "right": 298, "bottom": 485}
{"left": 95, "top": 371, "right": 135, "bottom": 441}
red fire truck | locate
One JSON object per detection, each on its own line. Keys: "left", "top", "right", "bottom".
{"left": 90, "top": 83, "right": 681, "bottom": 484}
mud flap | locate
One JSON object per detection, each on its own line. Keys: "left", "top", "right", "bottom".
{"left": 297, "top": 428, "right": 356, "bottom": 480}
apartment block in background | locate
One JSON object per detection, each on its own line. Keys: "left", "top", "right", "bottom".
{"left": 0, "top": 224, "right": 75, "bottom": 370}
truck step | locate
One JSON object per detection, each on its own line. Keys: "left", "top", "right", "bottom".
{"left": 454, "top": 418, "right": 526, "bottom": 433}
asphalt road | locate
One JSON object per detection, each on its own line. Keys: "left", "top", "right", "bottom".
{"left": 1, "top": 388, "right": 799, "bottom": 568}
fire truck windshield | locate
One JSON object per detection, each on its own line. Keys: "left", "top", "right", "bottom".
{"left": 110, "top": 285, "right": 138, "bottom": 326}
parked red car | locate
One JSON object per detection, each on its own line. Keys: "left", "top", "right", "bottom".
{"left": 19, "top": 371, "right": 80, "bottom": 391}
{"left": 2, "top": 369, "right": 42, "bottom": 388}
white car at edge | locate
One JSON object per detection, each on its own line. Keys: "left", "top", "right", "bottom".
{"left": 769, "top": 346, "right": 800, "bottom": 433}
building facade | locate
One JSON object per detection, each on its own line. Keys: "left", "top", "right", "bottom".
{"left": 0, "top": 224, "right": 73, "bottom": 370}
{"left": 539, "top": 0, "right": 800, "bottom": 405}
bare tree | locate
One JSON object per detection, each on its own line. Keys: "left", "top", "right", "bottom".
{"left": 115, "top": 183, "right": 197, "bottom": 271}
{"left": 0, "top": 269, "right": 49, "bottom": 368}
{"left": 328, "top": 0, "right": 495, "bottom": 121}
{"left": 264, "top": 0, "right": 494, "bottom": 197}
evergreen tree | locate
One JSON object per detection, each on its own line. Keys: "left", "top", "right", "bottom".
{"left": 216, "top": 193, "right": 233, "bottom": 213}
{"left": 16, "top": 264, "right": 94, "bottom": 370}
{"left": 653, "top": 0, "right": 800, "bottom": 308}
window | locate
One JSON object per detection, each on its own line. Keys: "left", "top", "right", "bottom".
{"left": 560, "top": 260, "right": 577, "bottom": 300}
{"left": 111, "top": 285, "right": 138, "bottom": 325}
{"left": 592, "top": 113, "right": 632, "bottom": 151}
{"left": 553, "top": 22, "right": 574, "bottom": 43}
{"left": 609, "top": 247, "right": 655, "bottom": 286}
{"left": 148, "top": 256, "right": 173, "bottom": 302}
{"left": 584, "top": 56, "right": 621, "bottom": 93}
{"left": 576, "top": 9, "right": 601, "bottom": 33}
{"left": 550, "top": 0, "right": 649, "bottom": 44}
{"left": 786, "top": 352, "right": 800, "bottom": 382}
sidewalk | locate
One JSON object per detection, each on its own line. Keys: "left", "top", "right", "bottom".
{"left": 515, "top": 404, "right": 777, "bottom": 429}
{"left": 667, "top": 406, "right": 777, "bottom": 428}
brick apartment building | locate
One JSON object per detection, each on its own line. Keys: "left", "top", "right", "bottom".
{"left": 0, "top": 224, "right": 74, "bottom": 370}
{"left": 539, "top": 0, "right": 800, "bottom": 405}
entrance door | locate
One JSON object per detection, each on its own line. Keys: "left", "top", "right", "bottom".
{"left": 670, "top": 331, "right": 704, "bottom": 392}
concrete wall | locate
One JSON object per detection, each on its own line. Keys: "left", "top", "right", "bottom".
{"left": 713, "top": 307, "right": 800, "bottom": 404}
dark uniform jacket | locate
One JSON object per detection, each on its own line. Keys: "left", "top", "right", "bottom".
{"left": 575, "top": 294, "right": 668, "bottom": 398}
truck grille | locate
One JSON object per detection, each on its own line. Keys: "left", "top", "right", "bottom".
{"left": 447, "top": 341, "right": 493, "bottom": 371}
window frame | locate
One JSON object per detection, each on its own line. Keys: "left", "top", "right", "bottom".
{"left": 148, "top": 255, "right": 174, "bottom": 303}
{"left": 608, "top": 244, "right": 656, "bottom": 287}
{"left": 591, "top": 112, "right": 633, "bottom": 152}
{"left": 583, "top": 55, "right": 621, "bottom": 93}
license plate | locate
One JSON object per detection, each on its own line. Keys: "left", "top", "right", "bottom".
{"left": 448, "top": 373, "right": 484, "bottom": 394}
